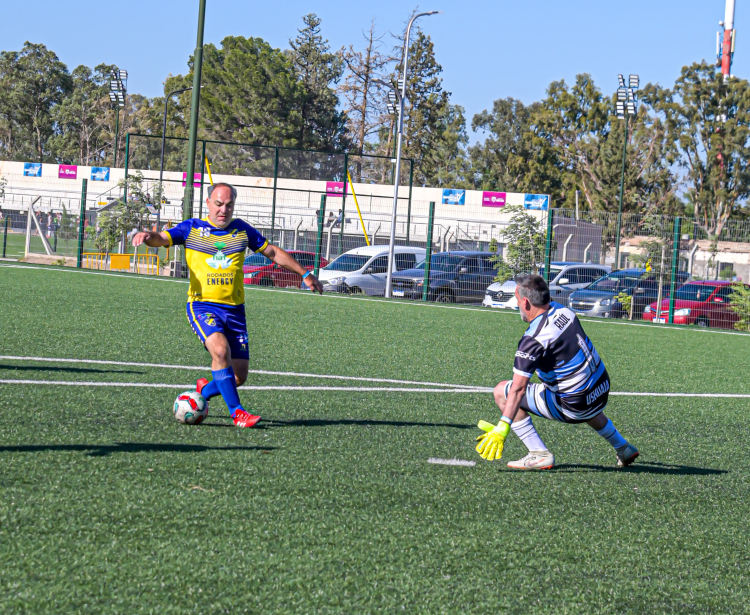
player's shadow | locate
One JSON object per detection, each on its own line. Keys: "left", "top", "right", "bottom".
{"left": 554, "top": 461, "right": 726, "bottom": 476}
{"left": 0, "top": 442, "right": 276, "bottom": 458}
{"left": 263, "top": 418, "right": 475, "bottom": 430}
{"left": 0, "top": 364, "right": 144, "bottom": 375}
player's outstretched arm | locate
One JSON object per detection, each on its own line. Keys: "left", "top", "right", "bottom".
{"left": 261, "top": 244, "right": 324, "bottom": 294}
{"left": 132, "top": 231, "right": 171, "bottom": 248}
{"left": 476, "top": 372, "right": 530, "bottom": 461}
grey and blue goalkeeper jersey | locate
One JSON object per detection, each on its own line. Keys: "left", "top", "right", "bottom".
{"left": 514, "top": 302, "right": 610, "bottom": 417}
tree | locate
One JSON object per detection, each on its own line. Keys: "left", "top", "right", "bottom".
{"left": 97, "top": 172, "right": 157, "bottom": 254}
{"left": 289, "top": 14, "right": 349, "bottom": 152}
{"left": 650, "top": 62, "right": 750, "bottom": 238}
{"left": 339, "top": 20, "right": 391, "bottom": 180}
{"left": 490, "top": 205, "right": 547, "bottom": 281}
{"left": 48, "top": 64, "right": 115, "bottom": 165}
{"left": 728, "top": 282, "right": 750, "bottom": 331}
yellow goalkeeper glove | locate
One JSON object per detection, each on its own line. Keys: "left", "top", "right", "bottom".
{"left": 476, "top": 419, "right": 511, "bottom": 461}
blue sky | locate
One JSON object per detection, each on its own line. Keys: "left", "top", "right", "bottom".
{"left": 4, "top": 0, "right": 741, "bottom": 139}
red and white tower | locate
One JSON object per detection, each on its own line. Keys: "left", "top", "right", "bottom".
{"left": 718, "top": 0, "right": 737, "bottom": 82}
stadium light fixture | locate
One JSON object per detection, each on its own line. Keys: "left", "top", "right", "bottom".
{"left": 109, "top": 67, "right": 128, "bottom": 167}
{"left": 629, "top": 74, "right": 639, "bottom": 88}
{"left": 618, "top": 74, "right": 626, "bottom": 88}
{"left": 384, "top": 9, "right": 441, "bottom": 299}
{"left": 614, "top": 72, "right": 640, "bottom": 269}
{"left": 617, "top": 88, "right": 627, "bottom": 101}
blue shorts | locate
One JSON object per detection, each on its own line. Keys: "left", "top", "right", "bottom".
{"left": 186, "top": 301, "right": 250, "bottom": 360}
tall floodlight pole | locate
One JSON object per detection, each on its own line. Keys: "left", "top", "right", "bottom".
{"left": 159, "top": 86, "right": 193, "bottom": 230}
{"left": 613, "top": 74, "right": 639, "bottom": 270}
{"left": 717, "top": 0, "right": 737, "bottom": 82}
{"left": 109, "top": 69, "right": 127, "bottom": 167}
{"left": 182, "top": 0, "right": 207, "bottom": 221}
{"left": 384, "top": 10, "right": 440, "bottom": 299}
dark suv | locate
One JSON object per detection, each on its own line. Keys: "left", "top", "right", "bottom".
{"left": 391, "top": 251, "right": 498, "bottom": 303}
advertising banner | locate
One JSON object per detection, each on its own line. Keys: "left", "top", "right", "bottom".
{"left": 91, "top": 166, "right": 110, "bottom": 181}
{"left": 23, "top": 162, "right": 42, "bottom": 177}
{"left": 482, "top": 191, "right": 506, "bottom": 207}
{"left": 524, "top": 193, "right": 549, "bottom": 210}
{"left": 58, "top": 164, "right": 78, "bottom": 179}
{"left": 442, "top": 189, "right": 465, "bottom": 205}
{"left": 181, "top": 172, "right": 202, "bottom": 187}
{"left": 325, "top": 181, "right": 344, "bottom": 197}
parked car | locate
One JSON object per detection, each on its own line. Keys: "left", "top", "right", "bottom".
{"left": 243, "top": 251, "right": 327, "bottom": 288}
{"left": 643, "top": 280, "right": 748, "bottom": 329}
{"left": 318, "top": 245, "right": 426, "bottom": 296}
{"left": 568, "top": 269, "right": 691, "bottom": 318}
{"left": 392, "top": 251, "right": 498, "bottom": 303}
{"left": 483, "top": 262, "right": 611, "bottom": 310}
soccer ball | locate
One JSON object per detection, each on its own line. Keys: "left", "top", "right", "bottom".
{"left": 173, "top": 391, "right": 209, "bottom": 425}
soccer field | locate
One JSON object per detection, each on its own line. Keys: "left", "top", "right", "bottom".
{"left": 1, "top": 264, "right": 749, "bottom": 614}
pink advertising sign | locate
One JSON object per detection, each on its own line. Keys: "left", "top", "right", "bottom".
{"left": 326, "top": 181, "right": 345, "bottom": 197}
{"left": 58, "top": 164, "right": 78, "bottom": 179}
{"left": 182, "top": 172, "right": 203, "bottom": 187}
{"left": 482, "top": 191, "right": 506, "bottom": 207}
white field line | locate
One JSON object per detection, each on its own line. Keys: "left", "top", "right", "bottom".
{"left": 427, "top": 458, "right": 476, "bottom": 467}
{"left": 3, "top": 263, "right": 748, "bottom": 337}
{"left": 0, "top": 379, "right": 488, "bottom": 393}
{"left": 0, "top": 355, "right": 483, "bottom": 390}
{"left": 0, "top": 378, "right": 748, "bottom": 398}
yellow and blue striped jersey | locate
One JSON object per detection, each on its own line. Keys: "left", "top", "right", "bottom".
{"left": 165, "top": 217, "right": 268, "bottom": 306}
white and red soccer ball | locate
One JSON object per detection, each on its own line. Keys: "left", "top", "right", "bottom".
{"left": 173, "top": 391, "right": 209, "bottom": 424}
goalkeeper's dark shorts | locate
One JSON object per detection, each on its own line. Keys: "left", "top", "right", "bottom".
{"left": 503, "top": 377, "right": 609, "bottom": 424}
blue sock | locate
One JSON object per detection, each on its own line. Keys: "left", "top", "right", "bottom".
{"left": 201, "top": 379, "right": 220, "bottom": 400}
{"left": 595, "top": 419, "right": 627, "bottom": 451}
{"left": 212, "top": 367, "right": 243, "bottom": 417}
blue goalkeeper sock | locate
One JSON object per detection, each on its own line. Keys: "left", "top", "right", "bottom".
{"left": 201, "top": 379, "right": 220, "bottom": 400}
{"left": 595, "top": 419, "right": 627, "bottom": 451}
{"left": 212, "top": 367, "right": 243, "bottom": 417}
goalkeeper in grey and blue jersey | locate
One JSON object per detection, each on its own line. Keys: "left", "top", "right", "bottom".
{"left": 475, "top": 274, "right": 639, "bottom": 470}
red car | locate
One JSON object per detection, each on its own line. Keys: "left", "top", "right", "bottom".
{"left": 643, "top": 280, "right": 748, "bottom": 329}
{"left": 243, "top": 251, "right": 327, "bottom": 288}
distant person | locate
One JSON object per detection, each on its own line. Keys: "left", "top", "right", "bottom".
{"left": 333, "top": 209, "right": 343, "bottom": 228}
{"left": 476, "top": 274, "right": 639, "bottom": 469}
{"left": 325, "top": 212, "right": 335, "bottom": 228}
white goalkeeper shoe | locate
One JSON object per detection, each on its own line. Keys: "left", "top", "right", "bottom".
{"left": 616, "top": 443, "right": 639, "bottom": 467}
{"left": 506, "top": 450, "right": 555, "bottom": 471}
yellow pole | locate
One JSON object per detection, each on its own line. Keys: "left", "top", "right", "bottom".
{"left": 205, "top": 156, "right": 214, "bottom": 185}
{"left": 346, "top": 170, "right": 370, "bottom": 246}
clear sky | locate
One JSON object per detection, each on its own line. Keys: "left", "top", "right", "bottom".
{"left": 4, "top": 0, "right": 741, "bottom": 139}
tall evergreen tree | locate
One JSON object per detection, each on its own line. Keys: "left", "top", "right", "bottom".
{"left": 289, "top": 14, "right": 349, "bottom": 152}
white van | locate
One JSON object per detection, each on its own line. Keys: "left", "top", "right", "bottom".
{"left": 319, "top": 245, "right": 427, "bottom": 296}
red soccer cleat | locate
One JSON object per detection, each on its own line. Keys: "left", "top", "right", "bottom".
{"left": 233, "top": 409, "right": 261, "bottom": 428}
{"left": 196, "top": 378, "right": 209, "bottom": 394}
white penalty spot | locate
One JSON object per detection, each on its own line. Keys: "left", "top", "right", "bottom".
{"left": 427, "top": 457, "right": 476, "bottom": 467}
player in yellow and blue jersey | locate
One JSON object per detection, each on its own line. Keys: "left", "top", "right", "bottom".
{"left": 132, "top": 182, "right": 323, "bottom": 427}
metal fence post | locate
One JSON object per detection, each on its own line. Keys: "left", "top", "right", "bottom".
{"left": 543, "top": 208, "right": 554, "bottom": 283}
{"left": 339, "top": 153, "right": 348, "bottom": 255}
{"left": 423, "top": 201, "right": 435, "bottom": 301}
{"left": 314, "top": 194, "right": 326, "bottom": 277}
{"left": 2, "top": 214, "right": 8, "bottom": 258}
{"left": 76, "top": 179, "right": 88, "bottom": 268}
{"left": 406, "top": 160, "right": 414, "bottom": 243}
{"left": 668, "top": 216, "right": 682, "bottom": 324}
{"left": 271, "top": 146, "right": 279, "bottom": 238}
{"left": 123, "top": 133, "right": 130, "bottom": 204}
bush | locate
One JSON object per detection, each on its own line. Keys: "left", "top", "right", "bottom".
{"left": 728, "top": 283, "right": 750, "bottom": 332}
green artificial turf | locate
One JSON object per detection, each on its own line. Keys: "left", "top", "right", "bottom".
{"left": 0, "top": 264, "right": 749, "bottom": 614}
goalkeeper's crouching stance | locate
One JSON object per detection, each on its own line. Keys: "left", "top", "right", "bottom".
{"left": 476, "top": 274, "right": 639, "bottom": 469}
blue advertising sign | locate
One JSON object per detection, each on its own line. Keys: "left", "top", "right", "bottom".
{"left": 442, "top": 189, "right": 465, "bottom": 205}
{"left": 524, "top": 193, "right": 549, "bottom": 210}
{"left": 23, "top": 162, "right": 42, "bottom": 177}
{"left": 91, "top": 166, "right": 110, "bottom": 181}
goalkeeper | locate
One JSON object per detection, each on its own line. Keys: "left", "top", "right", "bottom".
{"left": 476, "top": 274, "right": 639, "bottom": 469}
{"left": 132, "top": 182, "right": 323, "bottom": 427}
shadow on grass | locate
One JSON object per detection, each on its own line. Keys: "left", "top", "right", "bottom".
{"left": 0, "top": 442, "right": 277, "bottom": 457}
{"left": 554, "top": 461, "right": 727, "bottom": 476}
{"left": 263, "top": 418, "right": 475, "bottom": 429}
{"left": 0, "top": 364, "right": 144, "bottom": 375}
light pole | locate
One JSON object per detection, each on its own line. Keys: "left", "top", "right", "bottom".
{"left": 613, "top": 73, "right": 638, "bottom": 270}
{"left": 182, "top": 0, "right": 207, "bottom": 221}
{"left": 384, "top": 10, "right": 441, "bottom": 299}
{"left": 158, "top": 86, "right": 193, "bottom": 231}
{"left": 109, "top": 69, "right": 127, "bottom": 167}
